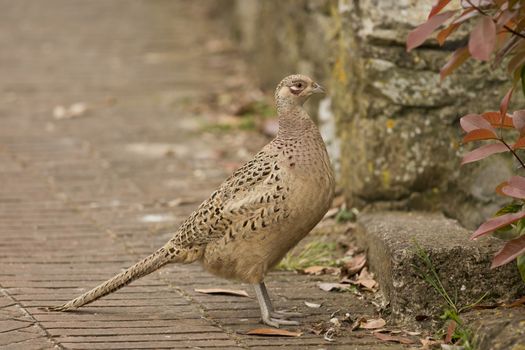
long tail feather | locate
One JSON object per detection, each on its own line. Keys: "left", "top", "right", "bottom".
{"left": 49, "top": 245, "right": 172, "bottom": 311}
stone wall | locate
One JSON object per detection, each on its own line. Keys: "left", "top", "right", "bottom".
{"left": 228, "top": 0, "right": 514, "bottom": 229}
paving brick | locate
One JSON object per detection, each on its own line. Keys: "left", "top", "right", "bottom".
{"left": 0, "top": 0, "right": 415, "bottom": 348}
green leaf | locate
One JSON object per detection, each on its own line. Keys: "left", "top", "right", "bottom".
{"left": 493, "top": 203, "right": 524, "bottom": 240}
{"left": 496, "top": 203, "right": 524, "bottom": 215}
{"left": 521, "top": 65, "right": 525, "bottom": 99}
{"left": 517, "top": 254, "right": 525, "bottom": 283}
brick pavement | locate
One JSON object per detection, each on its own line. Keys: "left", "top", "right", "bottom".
{"left": 0, "top": 1, "right": 407, "bottom": 349}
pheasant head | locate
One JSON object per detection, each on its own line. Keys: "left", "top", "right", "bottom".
{"left": 274, "top": 74, "right": 325, "bottom": 109}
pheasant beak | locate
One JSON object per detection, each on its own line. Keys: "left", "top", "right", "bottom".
{"left": 312, "top": 82, "right": 325, "bottom": 94}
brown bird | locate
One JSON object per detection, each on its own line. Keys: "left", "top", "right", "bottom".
{"left": 50, "top": 74, "right": 335, "bottom": 327}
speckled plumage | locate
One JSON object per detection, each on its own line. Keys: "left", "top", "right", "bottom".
{"left": 51, "top": 74, "right": 335, "bottom": 327}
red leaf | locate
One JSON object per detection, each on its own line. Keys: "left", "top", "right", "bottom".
{"left": 482, "top": 111, "right": 514, "bottom": 128}
{"left": 407, "top": 11, "right": 456, "bottom": 51}
{"left": 437, "top": 23, "right": 460, "bottom": 45}
{"left": 461, "top": 143, "right": 509, "bottom": 165}
{"left": 462, "top": 129, "right": 498, "bottom": 143}
{"left": 445, "top": 320, "right": 457, "bottom": 344}
{"left": 491, "top": 234, "right": 525, "bottom": 268}
{"left": 500, "top": 185, "right": 525, "bottom": 199}
{"left": 452, "top": 7, "right": 478, "bottom": 24}
{"left": 509, "top": 176, "right": 525, "bottom": 189}
{"left": 429, "top": 0, "right": 452, "bottom": 19}
{"left": 497, "top": 177, "right": 525, "bottom": 198}
{"left": 513, "top": 137, "right": 525, "bottom": 149}
{"left": 469, "top": 16, "right": 497, "bottom": 61}
{"left": 471, "top": 211, "right": 525, "bottom": 240}
{"left": 513, "top": 110, "right": 525, "bottom": 135}
{"left": 497, "top": 9, "right": 517, "bottom": 29}
{"left": 460, "top": 113, "right": 495, "bottom": 132}
{"left": 495, "top": 181, "right": 509, "bottom": 196}
{"left": 500, "top": 87, "right": 515, "bottom": 121}
{"left": 440, "top": 46, "right": 471, "bottom": 80}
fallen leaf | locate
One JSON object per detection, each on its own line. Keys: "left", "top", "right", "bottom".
{"left": 405, "top": 330, "right": 422, "bottom": 336}
{"left": 374, "top": 332, "right": 415, "bottom": 344}
{"left": 194, "top": 288, "right": 249, "bottom": 297}
{"left": 360, "top": 318, "right": 386, "bottom": 329}
{"left": 246, "top": 328, "right": 302, "bottom": 337}
{"left": 318, "top": 283, "right": 350, "bottom": 292}
{"left": 304, "top": 301, "right": 322, "bottom": 308}
{"left": 302, "top": 265, "right": 326, "bottom": 275}
{"left": 444, "top": 320, "right": 457, "bottom": 344}
{"left": 354, "top": 267, "right": 378, "bottom": 290}
{"left": 420, "top": 336, "right": 442, "bottom": 349}
{"left": 358, "top": 279, "right": 377, "bottom": 290}
{"left": 344, "top": 253, "right": 367, "bottom": 275}
{"left": 506, "top": 295, "right": 525, "bottom": 308}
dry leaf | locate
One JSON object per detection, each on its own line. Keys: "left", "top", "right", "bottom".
{"left": 344, "top": 253, "right": 367, "bottom": 275}
{"left": 444, "top": 320, "right": 457, "bottom": 344}
{"left": 358, "top": 279, "right": 377, "bottom": 290}
{"left": 420, "top": 336, "right": 442, "bottom": 349}
{"left": 246, "top": 328, "right": 302, "bottom": 337}
{"left": 318, "top": 282, "right": 350, "bottom": 292}
{"left": 304, "top": 301, "right": 322, "bottom": 308}
{"left": 355, "top": 267, "right": 378, "bottom": 290}
{"left": 302, "top": 265, "right": 326, "bottom": 275}
{"left": 506, "top": 295, "right": 525, "bottom": 308}
{"left": 405, "top": 330, "right": 422, "bottom": 336}
{"left": 374, "top": 332, "right": 415, "bottom": 344}
{"left": 360, "top": 318, "right": 386, "bottom": 329}
{"left": 194, "top": 288, "right": 249, "bottom": 297}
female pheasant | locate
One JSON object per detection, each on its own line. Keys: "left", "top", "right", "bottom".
{"left": 50, "top": 74, "right": 335, "bottom": 328}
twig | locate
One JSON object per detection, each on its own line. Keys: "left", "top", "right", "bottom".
{"left": 499, "top": 138, "right": 525, "bottom": 170}
{"left": 465, "top": 0, "right": 525, "bottom": 40}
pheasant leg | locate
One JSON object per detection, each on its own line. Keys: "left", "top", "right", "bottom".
{"left": 254, "top": 282, "right": 300, "bottom": 327}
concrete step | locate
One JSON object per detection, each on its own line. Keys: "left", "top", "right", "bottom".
{"left": 355, "top": 211, "right": 524, "bottom": 323}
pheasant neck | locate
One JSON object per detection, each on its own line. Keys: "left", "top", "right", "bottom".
{"left": 276, "top": 103, "right": 315, "bottom": 139}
